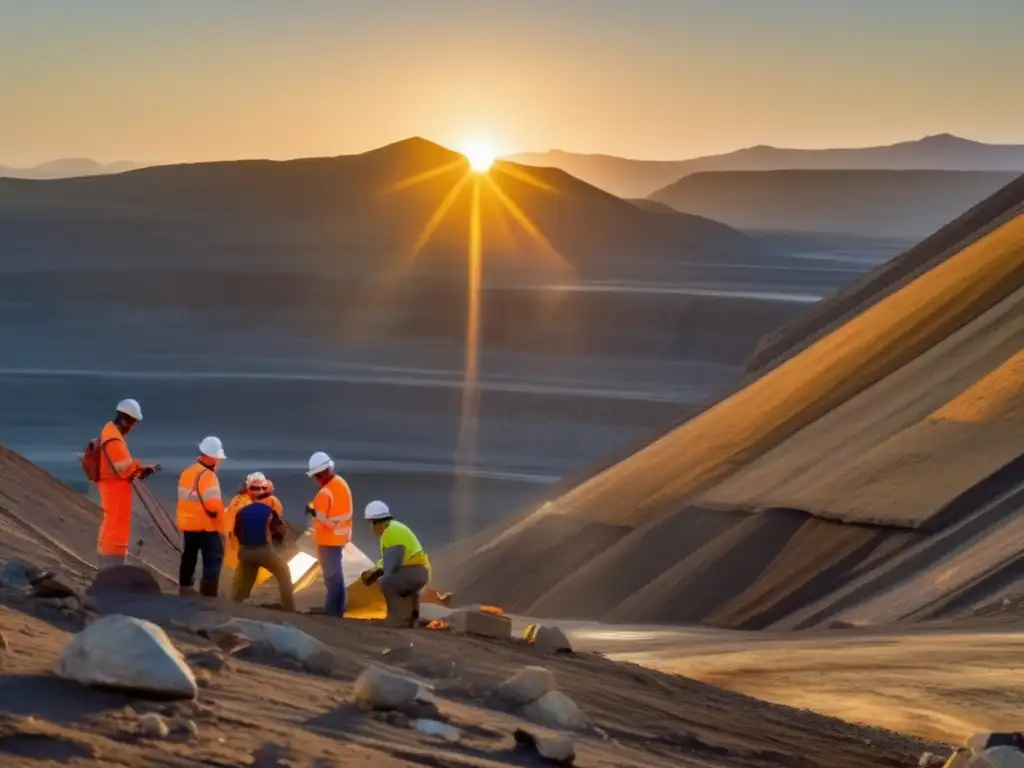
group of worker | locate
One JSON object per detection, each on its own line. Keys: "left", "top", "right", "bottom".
{"left": 91, "top": 398, "right": 431, "bottom": 627}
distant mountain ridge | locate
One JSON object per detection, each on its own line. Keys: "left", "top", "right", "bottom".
{"left": 648, "top": 169, "right": 1019, "bottom": 238}
{"left": 507, "top": 134, "right": 1024, "bottom": 198}
{"left": 0, "top": 158, "right": 142, "bottom": 179}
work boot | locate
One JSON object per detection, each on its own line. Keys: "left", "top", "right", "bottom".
{"left": 199, "top": 579, "right": 219, "bottom": 598}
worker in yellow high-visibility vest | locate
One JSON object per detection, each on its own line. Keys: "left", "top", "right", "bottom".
{"left": 360, "top": 500, "right": 430, "bottom": 627}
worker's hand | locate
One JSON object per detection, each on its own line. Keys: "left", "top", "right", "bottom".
{"left": 360, "top": 568, "right": 382, "bottom": 586}
{"left": 137, "top": 465, "right": 157, "bottom": 480}
{"left": 305, "top": 503, "right": 316, "bottom": 517}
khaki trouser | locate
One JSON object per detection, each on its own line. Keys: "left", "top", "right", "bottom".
{"left": 230, "top": 545, "right": 295, "bottom": 612}
{"left": 380, "top": 565, "right": 429, "bottom": 627}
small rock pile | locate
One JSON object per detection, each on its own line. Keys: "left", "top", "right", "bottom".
{"left": 495, "top": 666, "right": 591, "bottom": 732}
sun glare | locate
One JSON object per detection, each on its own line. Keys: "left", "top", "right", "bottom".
{"left": 460, "top": 138, "right": 497, "bottom": 173}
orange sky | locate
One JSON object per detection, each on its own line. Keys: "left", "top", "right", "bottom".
{"left": 1, "top": 0, "right": 1022, "bottom": 166}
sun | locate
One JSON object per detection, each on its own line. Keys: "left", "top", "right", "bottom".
{"left": 459, "top": 138, "right": 497, "bottom": 173}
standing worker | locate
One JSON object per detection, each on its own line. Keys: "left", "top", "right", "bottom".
{"left": 176, "top": 436, "right": 228, "bottom": 597}
{"left": 229, "top": 492, "right": 295, "bottom": 611}
{"left": 94, "top": 399, "right": 157, "bottom": 569}
{"left": 304, "top": 451, "right": 352, "bottom": 617}
{"left": 360, "top": 500, "right": 430, "bottom": 628}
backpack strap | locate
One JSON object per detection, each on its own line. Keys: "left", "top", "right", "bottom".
{"left": 192, "top": 468, "right": 218, "bottom": 519}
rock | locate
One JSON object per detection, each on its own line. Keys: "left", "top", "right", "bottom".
{"left": 0, "top": 630, "right": 8, "bottom": 652}
{"left": 87, "top": 565, "right": 162, "bottom": 597}
{"left": 522, "top": 690, "right": 591, "bottom": 731}
{"left": 0, "top": 561, "right": 35, "bottom": 589}
{"left": 448, "top": 608, "right": 511, "bottom": 640}
{"left": 194, "top": 670, "right": 213, "bottom": 688}
{"left": 187, "top": 649, "right": 229, "bottom": 673}
{"left": 384, "top": 711, "right": 411, "bottom": 728}
{"left": 968, "top": 735, "right": 1024, "bottom": 752}
{"left": 137, "top": 713, "right": 170, "bottom": 739}
{"left": 514, "top": 728, "right": 576, "bottom": 765}
{"left": 55, "top": 614, "right": 198, "bottom": 699}
{"left": 353, "top": 666, "right": 435, "bottom": 713}
{"left": 524, "top": 624, "right": 573, "bottom": 655}
{"left": 31, "top": 575, "right": 77, "bottom": 599}
{"left": 412, "top": 719, "right": 460, "bottom": 743}
{"left": 171, "top": 718, "right": 200, "bottom": 740}
{"left": 497, "top": 666, "right": 557, "bottom": 706}
{"left": 206, "top": 619, "right": 336, "bottom": 674}
{"left": 214, "top": 632, "right": 251, "bottom": 655}
{"left": 970, "top": 746, "right": 1024, "bottom": 767}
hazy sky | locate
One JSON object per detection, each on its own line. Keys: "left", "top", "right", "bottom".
{"left": 2, "top": 0, "right": 1023, "bottom": 165}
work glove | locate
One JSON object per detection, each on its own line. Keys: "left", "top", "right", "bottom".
{"left": 305, "top": 503, "right": 317, "bottom": 517}
{"left": 138, "top": 465, "right": 157, "bottom": 480}
{"left": 360, "top": 568, "right": 383, "bottom": 586}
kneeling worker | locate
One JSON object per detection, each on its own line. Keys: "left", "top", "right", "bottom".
{"left": 360, "top": 501, "right": 430, "bottom": 627}
{"left": 230, "top": 492, "right": 295, "bottom": 612}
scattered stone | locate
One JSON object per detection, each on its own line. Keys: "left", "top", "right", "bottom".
{"left": 498, "top": 666, "right": 557, "bottom": 706}
{"left": 187, "top": 648, "right": 229, "bottom": 673}
{"left": 967, "top": 735, "right": 1024, "bottom": 753}
{"left": 413, "top": 718, "right": 460, "bottom": 743}
{"left": 448, "top": 608, "right": 512, "bottom": 640}
{"left": 970, "top": 746, "right": 1024, "bottom": 767}
{"left": 137, "top": 713, "right": 171, "bottom": 739}
{"left": 214, "top": 632, "right": 252, "bottom": 655}
{"left": 194, "top": 669, "right": 213, "bottom": 688}
{"left": 353, "top": 666, "right": 436, "bottom": 713}
{"left": 201, "top": 619, "right": 336, "bottom": 674}
{"left": 0, "top": 561, "right": 35, "bottom": 589}
{"left": 55, "top": 614, "right": 198, "bottom": 699}
{"left": 171, "top": 717, "right": 200, "bottom": 740}
{"left": 522, "top": 690, "right": 591, "bottom": 732}
{"left": 123, "top": 706, "right": 137, "bottom": 717}
{"left": 524, "top": 624, "right": 573, "bottom": 655}
{"left": 514, "top": 727, "right": 576, "bottom": 765}
{"left": 31, "top": 575, "right": 77, "bottom": 599}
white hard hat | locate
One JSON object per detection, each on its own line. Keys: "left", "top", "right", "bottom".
{"left": 198, "top": 435, "right": 226, "bottom": 460}
{"left": 364, "top": 500, "right": 391, "bottom": 520}
{"left": 306, "top": 451, "right": 334, "bottom": 476}
{"left": 116, "top": 398, "right": 143, "bottom": 421}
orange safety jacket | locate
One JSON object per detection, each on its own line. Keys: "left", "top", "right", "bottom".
{"left": 310, "top": 475, "right": 352, "bottom": 547}
{"left": 96, "top": 421, "right": 142, "bottom": 556}
{"left": 176, "top": 461, "right": 224, "bottom": 533}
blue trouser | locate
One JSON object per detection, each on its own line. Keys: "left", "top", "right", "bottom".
{"left": 318, "top": 545, "right": 346, "bottom": 617}
{"left": 180, "top": 531, "right": 224, "bottom": 597}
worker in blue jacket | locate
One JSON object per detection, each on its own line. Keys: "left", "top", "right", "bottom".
{"left": 229, "top": 498, "right": 295, "bottom": 612}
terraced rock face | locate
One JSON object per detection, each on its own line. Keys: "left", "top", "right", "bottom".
{"left": 440, "top": 178, "right": 1024, "bottom": 630}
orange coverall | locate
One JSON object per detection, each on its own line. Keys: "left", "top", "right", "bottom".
{"left": 95, "top": 421, "right": 142, "bottom": 557}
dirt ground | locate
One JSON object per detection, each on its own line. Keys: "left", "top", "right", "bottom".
{"left": 0, "top": 589, "right": 942, "bottom": 768}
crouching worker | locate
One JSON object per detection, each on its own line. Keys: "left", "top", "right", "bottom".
{"left": 229, "top": 494, "right": 295, "bottom": 612}
{"left": 360, "top": 501, "right": 430, "bottom": 628}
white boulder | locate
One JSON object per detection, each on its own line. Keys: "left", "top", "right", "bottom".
{"left": 209, "top": 619, "right": 336, "bottom": 674}
{"left": 522, "top": 690, "right": 591, "bottom": 731}
{"left": 970, "top": 747, "right": 1024, "bottom": 767}
{"left": 56, "top": 615, "right": 197, "bottom": 699}
{"left": 497, "top": 666, "right": 557, "bottom": 706}
{"left": 353, "top": 666, "right": 434, "bottom": 711}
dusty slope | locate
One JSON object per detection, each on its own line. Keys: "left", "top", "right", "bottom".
{"left": 649, "top": 170, "right": 1017, "bottom": 237}
{"left": 440, "top": 189, "right": 1024, "bottom": 629}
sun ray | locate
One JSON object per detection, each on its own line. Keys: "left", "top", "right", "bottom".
{"left": 493, "top": 162, "right": 556, "bottom": 192}
{"left": 380, "top": 158, "right": 467, "bottom": 195}
{"left": 485, "top": 175, "right": 572, "bottom": 270}
{"left": 451, "top": 175, "right": 484, "bottom": 542}
{"left": 406, "top": 172, "right": 471, "bottom": 260}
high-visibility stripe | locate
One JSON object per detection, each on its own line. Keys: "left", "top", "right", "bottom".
{"left": 200, "top": 487, "right": 221, "bottom": 501}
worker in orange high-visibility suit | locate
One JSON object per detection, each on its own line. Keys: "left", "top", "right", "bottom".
{"left": 304, "top": 451, "right": 352, "bottom": 617}
{"left": 223, "top": 472, "right": 284, "bottom": 573}
{"left": 176, "top": 436, "right": 228, "bottom": 597}
{"left": 95, "top": 399, "right": 157, "bottom": 569}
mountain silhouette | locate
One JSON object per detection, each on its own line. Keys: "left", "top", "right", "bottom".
{"left": 0, "top": 157, "right": 141, "bottom": 180}
{"left": 648, "top": 170, "right": 1019, "bottom": 237}
{"left": 0, "top": 137, "right": 765, "bottom": 275}
{"left": 508, "top": 135, "right": 1024, "bottom": 198}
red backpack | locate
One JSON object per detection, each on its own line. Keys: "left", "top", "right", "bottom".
{"left": 80, "top": 438, "right": 114, "bottom": 483}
